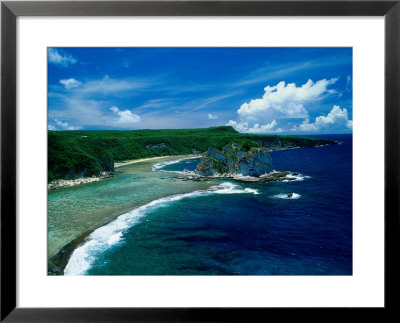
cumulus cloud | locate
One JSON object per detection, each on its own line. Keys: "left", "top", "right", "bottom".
{"left": 293, "top": 105, "right": 353, "bottom": 132}
{"left": 226, "top": 78, "right": 346, "bottom": 134}
{"left": 110, "top": 106, "right": 141, "bottom": 125}
{"left": 48, "top": 119, "right": 81, "bottom": 131}
{"left": 48, "top": 48, "right": 77, "bottom": 67}
{"left": 208, "top": 113, "right": 218, "bottom": 120}
{"left": 227, "top": 119, "right": 284, "bottom": 133}
{"left": 237, "top": 78, "right": 338, "bottom": 122}
{"left": 60, "top": 78, "right": 82, "bottom": 89}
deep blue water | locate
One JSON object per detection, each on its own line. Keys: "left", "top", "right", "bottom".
{"left": 81, "top": 134, "right": 352, "bottom": 275}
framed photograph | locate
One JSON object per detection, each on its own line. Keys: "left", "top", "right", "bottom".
{"left": 1, "top": 0, "right": 399, "bottom": 321}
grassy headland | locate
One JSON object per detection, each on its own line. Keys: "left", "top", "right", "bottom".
{"left": 48, "top": 126, "right": 336, "bottom": 182}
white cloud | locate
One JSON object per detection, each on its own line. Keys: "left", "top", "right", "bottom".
{"left": 190, "top": 93, "right": 237, "bottom": 112}
{"left": 48, "top": 99, "right": 142, "bottom": 129}
{"left": 227, "top": 120, "right": 248, "bottom": 132}
{"left": 48, "top": 98, "right": 105, "bottom": 127}
{"left": 294, "top": 105, "right": 353, "bottom": 132}
{"left": 78, "top": 75, "right": 145, "bottom": 94}
{"left": 48, "top": 48, "right": 77, "bottom": 67}
{"left": 110, "top": 106, "right": 141, "bottom": 125}
{"left": 208, "top": 113, "right": 218, "bottom": 120}
{"left": 345, "top": 75, "right": 352, "bottom": 92}
{"left": 235, "top": 62, "right": 313, "bottom": 87}
{"left": 60, "top": 78, "right": 82, "bottom": 89}
{"left": 135, "top": 99, "right": 173, "bottom": 110}
{"left": 227, "top": 119, "right": 283, "bottom": 134}
{"left": 48, "top": 119, "right": 81, "bottom": 131}
{"left": 228, "top": 105, "right": 352, "bottom": 134}
{"left": 227, "top": 78, "right": 344, "bottom": 134}
{"left": 237, "top": 78, "right": 338, "bottom": 122}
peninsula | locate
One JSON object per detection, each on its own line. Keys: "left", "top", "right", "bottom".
{"left": 48, "top": 126, "right": 337, "bottom": 183}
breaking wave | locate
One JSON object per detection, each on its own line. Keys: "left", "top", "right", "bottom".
{"left": 281, "top": 173, "right": 310, "bottom": 182}
{"left": 274, "top": 193, "right": 301, "bottom": 199}
{"left": 152, "top": 156, "right": 200, "bottom": 172}
{"left": 64, "top": 182, "right": 258, "bottom": 275}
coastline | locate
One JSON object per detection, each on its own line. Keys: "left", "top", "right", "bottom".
{"left": 47, "top": 154, "right": 198, "bottom": 190}
{"left": 47, "top": 143, "right": 335, "bottom": 191}
{"left": 49, "top": 229, "right": 93, "bottom": 275}
{"left": 47, "top": 171, "right": 115, "bottom": 190}
{"left": 48, "top": 142, "right": 340, "bottom": 275}
{"left": 114, "top": 154, "right": 197, "bottom": 168}
{"left": 48, "top": 154, "right": 203, "bottom": 274}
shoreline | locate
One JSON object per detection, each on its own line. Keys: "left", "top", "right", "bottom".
{"left": 48, "top": 144, "right": 330, "bottom": 274}
{"left": 47, "top": 143, "right": 334, "bottom": 191}
{"left": 48, "top": 154, "right": 198, "bottom": 191}
{"left": 48, "top": 171, "right": 115, "bottom": 191}
{"left": 176, "top": 170, "right": 301, "bottom": 183}
{"left": 49, "top": 229, "right": 93, "bottom": 275}
{"left": 114, "top": 154, "right": 197, "bottom": 168}
{"left": 48, "top": 142, "right": 341, "bottom": 275}
{"left": 48, "top": 154, "right": 201, "bottom": 274}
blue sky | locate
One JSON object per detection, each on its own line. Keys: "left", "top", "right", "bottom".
{"left": 48, "top": 47, "right": 352, "bottom": 134}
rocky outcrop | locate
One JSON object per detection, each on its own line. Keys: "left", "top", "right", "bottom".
{"left": 48, "top": 171, "right": 114, "bottom": 190}
{"left": 195, "top": 142, "right": 273, "bottom": 177}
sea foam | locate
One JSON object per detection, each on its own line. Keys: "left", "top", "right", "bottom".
{"left": 64, "top": 182, "right": 258, "bottom": 275}
{"left": 152, "top": 156, "right": 200, "bottom": 171}
{"left": 274, "top": 193, "right": 301, "bottom": 199}
{"left": 281, "top": 173, "right": 310, "bottom": 182}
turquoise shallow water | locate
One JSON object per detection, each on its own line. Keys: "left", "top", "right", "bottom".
{"left": 57, "top": 135, "right": 352, "bottom": 276}
{"left": 48, "top": 156, "right": 217, "bottom": 258}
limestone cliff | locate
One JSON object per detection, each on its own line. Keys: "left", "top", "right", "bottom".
{"left": 195, "top": 142, "right": 273, "bottom": 177}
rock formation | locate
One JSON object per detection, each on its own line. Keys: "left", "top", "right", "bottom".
{"left": 195, "top": 142, "right": 273, "bottom": 177}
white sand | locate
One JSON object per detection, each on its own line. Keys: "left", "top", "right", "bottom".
{"left": 49, "top": 155, "right": 197, "bottom": 190}
{"left": 114, "top": 156, "right": 172, "bottom": 168}
{"left": 114, "top": 154, "right": 197, "bottom": 168}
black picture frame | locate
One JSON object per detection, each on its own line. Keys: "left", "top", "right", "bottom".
{"left": 1, "top": 0, "right": 399, "bottom": 321}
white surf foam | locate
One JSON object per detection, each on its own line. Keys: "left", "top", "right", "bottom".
{"left": 244, "top": 188, "right": 260, "bottom": 195}
{"left": 274, "top": 193, "right": 301, "bottom": 199}
{"left": 64, "top": 182, "right": 258, "bottom": 275}
{"left": 281, "top": 173, "right": 310, "bottom": 182}
{"left": 107, "top": 232, "right": 122, "bottom": 246}
{"left": 152, "top": 156, "right": 200, "bottom": 171}
{"left": 233, "top": 171, "right": 310, "bottom": 183}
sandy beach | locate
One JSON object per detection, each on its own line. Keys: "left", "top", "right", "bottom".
{"left": 48, "top": 153, "right": 208, "bottom": 274}
{"left": 114, "top": 154, "right": 197, "bottom": 168}
{"left": 114, "top": 156, "right": 174, "bottom": 168}
{"left": 48, "top": 154, "right": 198, "bottom": 190}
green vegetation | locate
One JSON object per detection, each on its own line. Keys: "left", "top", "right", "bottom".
{"left": 48, "top": 126, "right": 336, "bottom": 181}
{"left": 211, "top": 159, "right": 229, "bottom": 174}
{"left": 238, "top": 140, "right": 259, "bottom": 152}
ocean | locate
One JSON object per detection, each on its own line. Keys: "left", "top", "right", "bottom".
{"left": 51, "top": 134, "right": 352, "bottom": 276}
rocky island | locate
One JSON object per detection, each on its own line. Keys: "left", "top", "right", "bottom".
{"left": 195, "top": 142, "right": 273, "bottom": 177}
{"left": 48, "top": 126, "right": 337, "bottom": 184}
{"left": 176, "top": 141, "right": 300, "bottom": 183}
